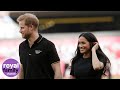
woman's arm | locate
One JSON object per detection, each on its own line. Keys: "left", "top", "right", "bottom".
{"left": 92, "top": 43, "right": 104, "bottom": 70}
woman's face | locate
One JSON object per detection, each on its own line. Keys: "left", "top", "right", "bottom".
{"left": 78, "top": 36, "right": 91, "bottom": 54}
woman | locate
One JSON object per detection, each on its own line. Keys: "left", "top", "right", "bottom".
{"left": 70, "top": 32, "right": 111, "bottom": 79}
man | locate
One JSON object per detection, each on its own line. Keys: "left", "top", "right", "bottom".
{"left": 17, "top": 13, "right": 62, "bottom": 79}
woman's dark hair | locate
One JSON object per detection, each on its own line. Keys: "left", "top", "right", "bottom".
{"left": 71, "top": 32, "right": 111, "bottom": 79}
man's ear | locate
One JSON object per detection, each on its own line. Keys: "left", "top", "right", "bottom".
{"left": 29, "top": 24, "right": 33, "bottom": 28}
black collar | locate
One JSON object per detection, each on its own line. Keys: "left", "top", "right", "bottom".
{"left": 34, "top": 34, "right": 43, "bottom": 44}
{"left": 25, "top": 34, "right": 43, "bottom": 46}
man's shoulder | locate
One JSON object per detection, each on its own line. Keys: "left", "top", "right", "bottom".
{"left": 42, "top": 37, "right": 54, "bottom": 46}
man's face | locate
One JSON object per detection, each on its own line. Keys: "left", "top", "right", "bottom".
{"left": 18, "top": 21, "right": 31, "bottom": 39}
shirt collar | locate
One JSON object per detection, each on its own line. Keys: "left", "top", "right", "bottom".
{"left": 25, "top": 34, "right": 43, "bottom": 46}
{"left": 34, "top": 34, "right": 43, "bottom": 44}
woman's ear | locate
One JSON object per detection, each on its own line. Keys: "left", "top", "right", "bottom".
{"left": 90, "top": 43, "right": 94, "bottom": 48}
{"left": 93, "top": 42, "right": 97, "bottom": 45}
{"left": 90, "top": 42, "right": 97, "bottom": 48}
